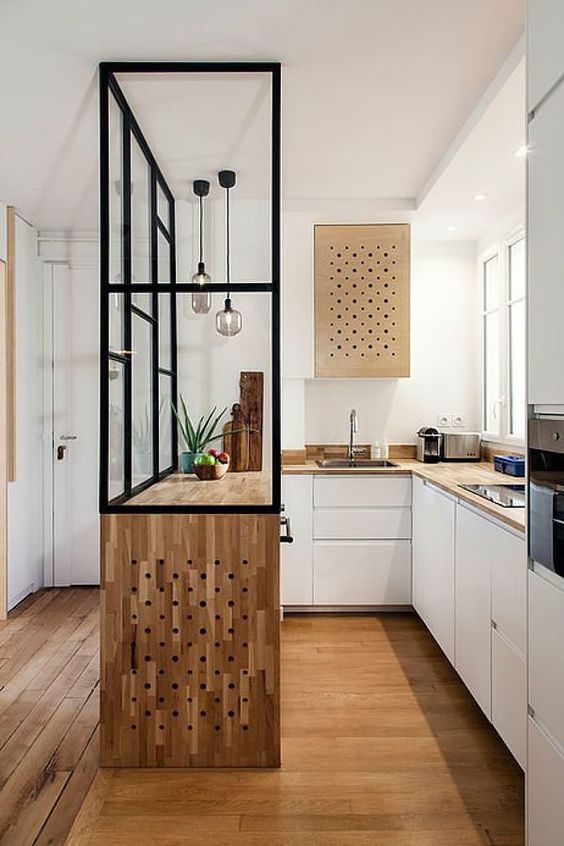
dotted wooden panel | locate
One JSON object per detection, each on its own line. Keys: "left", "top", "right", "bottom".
{"left": 100, "top": 513, "right": 280, "bottom": 768}
{"left": 314, "top": 224, "right": 410, "bottom": 377}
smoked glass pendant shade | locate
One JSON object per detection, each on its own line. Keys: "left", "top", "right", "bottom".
{"left": 190, "top": 261, "right": 212, "bottom": 314}
{"left": 216, "top": 297, "right": 243, "bottom": 337}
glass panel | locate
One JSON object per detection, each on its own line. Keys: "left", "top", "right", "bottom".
{"left": 108, "top": 360, "right": 125, "bottom": 499}
{"left": 484, "top": 254, "right": 499, "bottom": 311}
{"left": 132, "top": 314, "right": 153, "bottom": 485}
{"left": 176, "top": 292, "right": 272, "bottom": 504}
{"left": 109, "top": 94, "right": 123, "bottom": 284}
{"left": 131, "top": 292, "right": 153, "bottom": 315}
{"left": 484, "top": 312, "right": 500, "bottom": 434}
{"left": 159, "top": 374, "right": 173, "bottom": 472}
{"left": 509, "top": 238, "right": 526, "bottom": 300}
{"left": 109, "top": 292, "right": 123, "bottom": 354}
{"left": 159, "top": 293, "right": 171, "bottom": 371}
{"left": 158, "top": 230, "right": 171, "bottom": 284}
{"left": 131, "top": 137, "right": 151, "bottom": 284}
{"left": 510, "top": 299, "right": 526, "bottom": 439}
{"left": 157, "top": 182, "right": 170, "bottom": 230}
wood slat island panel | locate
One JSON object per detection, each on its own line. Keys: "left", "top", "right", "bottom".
{"left": 100, "top": 513, "right": 280, "bottom": 768}
{"left": 128, "top": 471, "right": 272, "bottom": 507}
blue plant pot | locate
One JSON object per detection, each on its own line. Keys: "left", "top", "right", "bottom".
{"left": 180, "top": 451, "right": 203, "bottom": 473}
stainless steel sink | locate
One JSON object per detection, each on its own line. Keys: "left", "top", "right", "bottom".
{"left": 316, "top": 459, "right": 399, "bottom": 468}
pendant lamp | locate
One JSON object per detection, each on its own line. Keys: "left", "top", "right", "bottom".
{"left": 189, "top": 179, "right": 212, "bottom": 315}
{"left": 216, "top": 170, "right": 243, "bottom": 337}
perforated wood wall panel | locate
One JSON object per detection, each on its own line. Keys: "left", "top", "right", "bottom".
{"left": 100, "top": 513, "right": 280, "bottom": 768}
{"left": 314, "top": 224, "right": 410, "bottom": 377}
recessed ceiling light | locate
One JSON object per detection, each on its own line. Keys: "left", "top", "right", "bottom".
{"left": 473, "top": 193, "right": 487, "bottom": 202}
{"left": 514, "top": 145, "right": 528, "bottom": 158}
{"left": 446, "top": 225, "right": 457, "bottom": 232}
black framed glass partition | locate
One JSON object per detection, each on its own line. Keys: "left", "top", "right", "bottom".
{"left": 99, "top": 62, "right": 281, "bottom": 514}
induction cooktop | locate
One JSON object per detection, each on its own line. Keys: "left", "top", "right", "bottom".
{"left": 459, "top": 483, "right": 526, "bottom": 508}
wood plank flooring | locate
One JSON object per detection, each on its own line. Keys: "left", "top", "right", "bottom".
{"left": 0, "top": 590, "right": 524, "bottom": 845}
{"left": 0, "top": 588, "right": 99, "bottom": 845}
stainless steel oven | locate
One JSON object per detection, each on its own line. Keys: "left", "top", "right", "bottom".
{"left": 529, "top": 417, "right": 564, "bottom": 580}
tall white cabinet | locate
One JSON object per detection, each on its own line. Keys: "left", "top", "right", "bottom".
{"left": 527, "top": 3, "right": 564, "bottom": 841}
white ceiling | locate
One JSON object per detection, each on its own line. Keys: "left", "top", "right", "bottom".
{"left": 415, "top": 58, "right": 526, "bottom": 243}
{"left": 0, "top": 0, "right": 525, "bottom": 230}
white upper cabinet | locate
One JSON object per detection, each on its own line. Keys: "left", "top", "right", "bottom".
{"left": 281, "top": 475, "right": 313, "bottom": 606}
{"left": 528, "top": 76, "right": 564, "bottom": 404}
{"left": 528, "top": 0, "right": 564, "bottom": 112}
{"left": 412, "top": 478, "right": 456, "bottom": 664}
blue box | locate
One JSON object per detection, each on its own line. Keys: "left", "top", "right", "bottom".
{"left": 493, "top": 454, "right": 525, "bottom": 477}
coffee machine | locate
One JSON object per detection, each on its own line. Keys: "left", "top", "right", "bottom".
{"left": 416, "top": 427, "right": 442, "bottom": 463}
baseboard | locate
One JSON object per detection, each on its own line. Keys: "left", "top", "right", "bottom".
{"left": 8, "top": 581, "right": 36, "bottom": 612}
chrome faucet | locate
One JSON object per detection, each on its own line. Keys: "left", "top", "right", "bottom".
{"left": 348, "top": 409, "right": 359, "bottom": 460}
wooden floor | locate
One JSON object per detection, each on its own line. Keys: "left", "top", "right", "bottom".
{"left": 0, "top": 590, "right": 524, "bottom": 845}
{"left": 0, "top": 588, "right": 99, "bottom": 845}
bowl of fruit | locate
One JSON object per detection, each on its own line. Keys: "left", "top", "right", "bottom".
{"left": 193, "top": 449, "right": 230, "bottom": 480}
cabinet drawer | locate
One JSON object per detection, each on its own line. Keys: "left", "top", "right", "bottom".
{"left": 314, "top": 508, "right": 411, "bottom": 540}
{"left": 528, "top": 717, "right": 564, "bottom": 846}
{"left": 491, "top": 526, "right": 526, "bottom": 655}
{"left": 530, "top": 569, "right": 564, "bottom": 747}
{"left": 492, "top": 630, "right": 526, "bottom": 769}
{"left": 313, "top": 540, "right": 412, "bottom": 605}
{"left": 314, "top": 476, "right": 411, "bottom": 508}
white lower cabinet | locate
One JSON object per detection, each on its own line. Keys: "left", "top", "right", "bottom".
{"left": 455, "top": 504, "right": 492, "bottom": 719}
{"left": 491, "top": 629, "right": 526, "bottom": 769}
{"left": 529, "top": 568, "right": 564, "bottom": 747}
{"left": 412, "top": 483, "right": 527, "bottom": 768}
{"left": 412, "top": 477, "right": 455, "bottom": 663}
{"left": 313, "top": 540, "right": 412, "bottom": 605}
{"left": 281, "top": 475, "right": 313, "bottom": 606}
{"left": 528, "top": 717, "right": 564, "bottom": 846}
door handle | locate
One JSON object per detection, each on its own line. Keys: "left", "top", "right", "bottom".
{"left": 57, "top": 444, "right": 66, "bottom": 461}
{"left": 280, "top": 515, "right": 294, "bottom": 544}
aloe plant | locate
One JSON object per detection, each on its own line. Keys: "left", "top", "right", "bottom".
{"left": 173, "top": 395, "right": 230, "bottom": 454}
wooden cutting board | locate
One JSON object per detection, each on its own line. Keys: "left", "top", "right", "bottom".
{"left": 222, "top": 403, "right": 249, "bottom": 472}
{"left": 239, "top": 371, "right": 264, "bottom": 471}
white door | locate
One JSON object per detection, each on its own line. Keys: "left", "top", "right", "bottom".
{"left": 49, "top": 264, "right": 99, "bottom": 586}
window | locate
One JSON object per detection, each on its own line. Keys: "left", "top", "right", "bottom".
{"left": 481, "top": 233, "right": 526, "bottom": 444}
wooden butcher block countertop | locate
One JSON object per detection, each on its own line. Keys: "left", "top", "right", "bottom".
{"left": 129, "top": 471, "right": 272, "bottom": 506}
{"left": 283, "top": 459, "right": 526, "bottom": 533}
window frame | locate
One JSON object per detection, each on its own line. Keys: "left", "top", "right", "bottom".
{"left": 479, "top": 226, "right": 526, "bottom": 447}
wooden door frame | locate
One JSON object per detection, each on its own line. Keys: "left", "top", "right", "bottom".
{"left": 0, "top": 258, "right": 8, "bottom": 619}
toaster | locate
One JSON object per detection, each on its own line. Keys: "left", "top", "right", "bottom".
{"left": 441, "top": 432, "right": 481, "bottom": 462}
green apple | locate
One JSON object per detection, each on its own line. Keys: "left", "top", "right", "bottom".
{"left": 195, "top": 453, "right": 216, "bottom": 466}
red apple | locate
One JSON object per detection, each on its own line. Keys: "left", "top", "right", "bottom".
{"left": 216, "top": 452, "right": 229, "bottom": 465}
{"left": 207, "top": 448, "right": 219, "bottom": 457}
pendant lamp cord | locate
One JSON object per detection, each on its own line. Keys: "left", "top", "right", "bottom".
{"left": 226, "top": 185, "right": 231, "bottom": 296}
{"left": 198, "top": 194, "right": 203, "bottom": 266}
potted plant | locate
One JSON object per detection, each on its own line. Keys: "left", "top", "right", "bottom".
{"left": 173, "top": 396, "right": 231, "bottom": 473}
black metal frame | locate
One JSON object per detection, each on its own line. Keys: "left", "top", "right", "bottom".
{"left": 99, "top": 61, "right": 281, "bottom": 515}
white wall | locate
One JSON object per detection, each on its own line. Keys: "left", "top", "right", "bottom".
{"left": 7, "top": 216, "right": 44, "bottom": 608}
{"left": 302, "top": 240, "right": 479, "bottom": 445}
{"left": 176, "top": 199, "right": 272, "bottom": 465}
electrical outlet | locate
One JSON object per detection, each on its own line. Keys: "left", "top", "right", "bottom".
{"left": 437, "top": 413, "right": 451, "bottom": 428}
{"left": 453, "top": 414, "right": 466, "bottom": 427}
